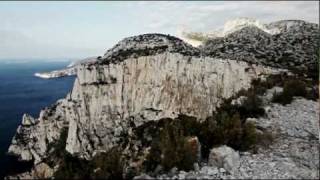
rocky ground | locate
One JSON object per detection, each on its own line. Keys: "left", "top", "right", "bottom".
{"left": 135, "top": 93, "right": 319, "bottom": 179}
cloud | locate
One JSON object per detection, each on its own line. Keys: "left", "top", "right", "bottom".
{"left": 132, "top": 1, "right": 319, "bottom": 34}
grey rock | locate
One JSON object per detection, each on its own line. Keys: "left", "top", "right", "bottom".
{"left": 169, "top": 167, "right": 178, "bottom": 176}
{"left": 207, "top": 167, "right": 219, "bottom": 175}
{"left": 21, "top": 114, "right": 36, "bottom": 126}
{"left": 209, "top": 145, "right": 240, "bottom": 173}
{"left": 193, "top": 163, "right": 200, "bottom": 171}
{"left": 219, "top": 168, "right": 226, "bottom": 173}
{"left": 134, "top": 173, "right": 153, "bottom": 180}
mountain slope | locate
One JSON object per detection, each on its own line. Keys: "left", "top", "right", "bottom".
{"left": 201, "top": 20, "right": 319, "bottom": 77}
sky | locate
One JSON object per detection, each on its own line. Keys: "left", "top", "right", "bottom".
{"left": 0, "top": 1, "right": 319, "bottom": 60}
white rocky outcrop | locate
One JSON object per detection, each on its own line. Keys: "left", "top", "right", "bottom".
{"left": 222, "top": 17, "right": 280, "bottom": 36}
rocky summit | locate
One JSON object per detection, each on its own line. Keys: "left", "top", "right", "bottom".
{"left": 6, "top": 19, "right": 319, "bottom": 179}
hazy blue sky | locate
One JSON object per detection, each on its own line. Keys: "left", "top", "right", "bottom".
{"left": 0, "top": 1, "right": 318, "bottom": 60}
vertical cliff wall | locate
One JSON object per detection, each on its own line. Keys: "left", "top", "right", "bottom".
{"left": 8, "top": 52, "right": 278, "bottom": 162}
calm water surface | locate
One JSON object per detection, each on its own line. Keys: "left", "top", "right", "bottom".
{"left": 0, "top": 60, "right": 75, "bottom": 178}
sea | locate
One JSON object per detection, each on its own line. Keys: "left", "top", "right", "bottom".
{"left": 0, "top": 60, "right": 76, "bottom": 178}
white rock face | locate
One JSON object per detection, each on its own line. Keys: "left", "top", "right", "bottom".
{"left": 8, "top": 99, "right": 71, "bottom": 163}
{"left": 208, "top": 145, "right": 240, "bottom": 173}
{"left": 8, "top": 51, "right": 277, "bottom": 162}
{"left": 66, "top": 53, "right": 276, "bottom": 158}
{"left": 221, "top": 17, "right": 280, "bottom": 36}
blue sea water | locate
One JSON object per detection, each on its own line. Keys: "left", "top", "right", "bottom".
{"left": 0, "top": 60, "right": 76, "bottom": 178}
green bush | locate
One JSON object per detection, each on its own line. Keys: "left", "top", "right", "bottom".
{"left": 240, "top": 122, "right": 257, "bottom": 151}
{"left": 45, "top": 127, "right": 68, "bottom": 167}
{"left": 145, "top": 119, "right": 198, "bottom": 172}
{"left": 238, "top": 91, "right": 265, "bottom": 118}
{"left": 54, "top": 147, "right": 124, "bottom": 180}
{"left": 199, "top": 112, "right": 258, "bottom": 157}
{"left": 272, "top": 91, "right": 293, "bottom": 105}
{"left": 284, "top": 80, "right": 307, "bottom": 97}
{"left": 54, "top": 153, "right": 90, "bottom": 179}
{"left": 272, "top": 79, "right": 307, "bottom": 105}
{"left": 49, "top": 127, "right": 125, "bottom": 179}
{"left": 90, "top": 148, "right": 124, "bottom": 180}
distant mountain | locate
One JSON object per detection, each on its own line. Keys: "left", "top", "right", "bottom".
{"left": 34, "top": 57, "right": 97, "bottom": 79}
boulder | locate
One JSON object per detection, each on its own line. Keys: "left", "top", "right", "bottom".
{"left": 208, "top": 145, "right": 240, "bottom": 173}
{"left": 133, "top": 173, "right": 153, "bottom": 180}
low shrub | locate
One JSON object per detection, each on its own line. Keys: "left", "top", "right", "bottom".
{"left": 54, "top": 147, "right": 124, "bottom": 179}
{"left": 45, "top": 127, "right": 68, "bottom": 167}
{"left": 272, "top": 79, "right": 307, "bottom": 105}
{"left": 54, "top": 153, "right": 90, "bottom": 179}
{"left": 240, "top": 122, "right": 257, "bottom": 150}
{"left": 237, "top": 91, "right": 265, "bottom": 118}
{"left": 48, "top": 127, "right": 124, "bottom": 179}
{"left": 144, "top": 118, "right": 198, "bottom": 172}
{"left": 284, "top": 80, "right": 307, "bottom": 97}
{"left": 199, "top": 111, "right": 259, "bottom": 157}
{"left": 90, "top": 148, "right": 124, "bottom": 180}
{"left": 272, "top": 91, "right": 292, "bottom": 105}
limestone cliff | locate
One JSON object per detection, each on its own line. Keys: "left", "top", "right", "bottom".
{"left": 8, "top": 33, "right": 279, "bottom": 163}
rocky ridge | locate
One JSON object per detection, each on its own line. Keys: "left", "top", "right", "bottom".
{"left": 201, "top": 20, "right": 319, "bottom": 77}
{"left": 180, "top": 17, "right": 281, "bottom": 46}
{"left": 100, "top": 33, "right": 200, "bottom": 65}
{"left": 6, "top": 19, "right": 319, "bottom": 179}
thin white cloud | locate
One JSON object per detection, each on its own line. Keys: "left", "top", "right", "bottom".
{"left": 133, "top": 1, "right": 319, "bottom": 33}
